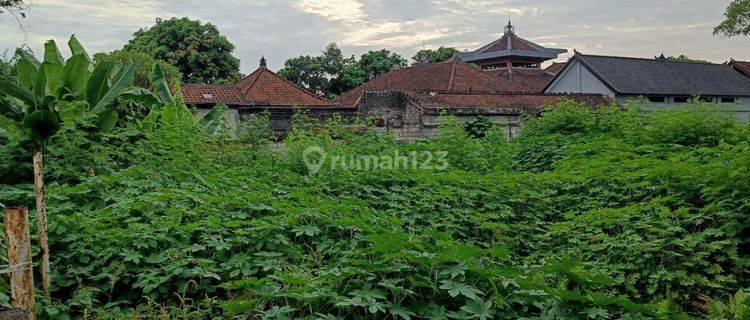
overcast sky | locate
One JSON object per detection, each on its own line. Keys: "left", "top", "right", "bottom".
{"left": 0, "top": 0, "right": 748, "bottom": 73}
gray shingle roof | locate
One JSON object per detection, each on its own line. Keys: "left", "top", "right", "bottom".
{"left": 572, "top": 54, "right": 750, "bottom": 96}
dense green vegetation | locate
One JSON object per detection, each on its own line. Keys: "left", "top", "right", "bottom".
{"left": 1, "top": 95, "right": 749, "bottom": 319}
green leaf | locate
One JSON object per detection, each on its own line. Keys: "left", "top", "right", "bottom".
{"left": 91, "top": 61, "right": 136, "bottom": 113}
{"left": 0, "top": 114, "right": 24, "bottom": 140}
{"left": 43, "top": 39, "right": 65, "bottom": 65}
{"left": 439, "top": 280, "right": 483, "bottom": 300}
{"left": 15, "top": 58, "right": 38, "bottom": 90}
{"left": 96, "top": 108, "right": 118, "bottom": 133}
{"left": 34, "top": 62, "right": 47, "bottom": 99}
{"left": 199, "top": 103, "right": 228, "bottom": 135}
{"left": 61, "top": 54, "right": 91, "bottom": 95}
{"left": 0, "top": 77, "right": 37, "bottom": 108}
{"left": 120, "top": 88, "right": 161, "bottom": 108}
{"left": 149, "top": 64, "right": 174, "bottom": 104}
{"left": 86, "top": 61, "right": 114, "bottom": 108}
{"left": 390, "top": 303, "right": 416, "bottom": 320}
{"left": 57, "top": 100, "right": 89, "bottom": 124}
{"left": 459, "top": 299, "right": 493, "bottom": 320}
{"left": 67, "top": 34, "right": 91, "bottom": 62}
{"left": 43, "top": 61, "right": 64, "bottom": 97}
{"left": 23, "top": 109, "right": 60, "bottom": 142}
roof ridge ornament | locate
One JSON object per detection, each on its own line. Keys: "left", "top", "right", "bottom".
{"left": 260, "top": 55, "right": 267, "bottom": 68}
{"left": 504, "top": 20, "right": 515, "bottom": 34}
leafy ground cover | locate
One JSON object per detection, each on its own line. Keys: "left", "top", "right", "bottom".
{"left": 1, "top": 101, "right": 749, "bottom": 319}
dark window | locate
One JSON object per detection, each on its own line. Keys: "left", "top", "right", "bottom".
{"left": 721, "top": 97, "right": 736, "bottom": 103}
{"left": 699, "top": 96, "right": 713, "bottom": 102}
{"left": 647, "top": 96, "right": 666, "bottom": 103}
{"left": 673, "top": 96, "right": 689, "bottom": 103}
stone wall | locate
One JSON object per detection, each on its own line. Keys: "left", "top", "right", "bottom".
{"left": 358, "top": 90, "right": 529, "bottom": 141}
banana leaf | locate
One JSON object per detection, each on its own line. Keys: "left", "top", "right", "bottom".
{"left": 61, "top": 54, "right": 91, "bottom": 96}
{"left": 87, "top": 61, "right": 114, "bottom": 108}
{"left": 43, "top": 39, "right": 64, "bottom": 65}
{"left": 15, "top": 59, "right": 38, "bottom": 90}
{"left": 199, "top": 104, "right": 228, "bottom": 135}
{"left": 149, "top": 64, "right": 174, "bottom": 104}
{"left": 91, "top": 61, "right": 136, "bottom": 113}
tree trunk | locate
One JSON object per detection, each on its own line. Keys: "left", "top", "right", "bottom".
{"left": 4, "top": 207, "right": 36, "bottom": 320}
{"left": 32, "top": 149, "right": 50, "bottom": 297}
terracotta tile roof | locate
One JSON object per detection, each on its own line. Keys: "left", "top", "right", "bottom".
{"left": 406, "top": 92, "right": 613, "bottom": 110}
{"left": 182, "top": 67, "right": 329, "bottom": 107}
{"left": 544, "top": 62, "right": 566, "bottom": 74}
{"left": 730, "top": 59, "right": 750, "bottom": 78}
{"left": 484, "top": 33, "right": 536, "bottom": 52}
{"left": 334, "top": 58, "right": 522, "bottom": 107}
{"left": 484, "top": 67, "right": 555, "bottom": 93}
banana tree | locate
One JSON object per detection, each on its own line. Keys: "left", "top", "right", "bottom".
{"left": 0, "top": 35, "right": 137, "bottom": 296}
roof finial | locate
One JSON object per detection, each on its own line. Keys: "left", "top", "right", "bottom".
{"left": 505, "top": 18, "right": 515, "bottom": 34}
{"left": 656, "top": 53, "right": 666, "bottom": 60}
{"left": 504, "top": 13, "right": 515, "bottom": 34}
{"left": 260, "top": 55, "right": 267, "bottom": 68}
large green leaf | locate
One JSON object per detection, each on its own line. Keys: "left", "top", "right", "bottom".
{"left": 42, "top": 61, "right": 64, "bottom": 98}
{"left": 0, "top": 98, "right": 25, "bottom": 122}
{"left": 91, "top": 61, "right": 136, "bottom": 113}
{"left": 120, "top": 88, "right": 161, "bottom": 109}
{"left": 34, "top": 62, "right": 47, "bottom": 100}
{"left": 61, "top": 54, "right": 91, "bottom": 95}
{"left": 15, "top": 58, "right": 38, "bottom": 90}
{"left": 95, "top": 108, "right": 118, "bottom": 133}
{"left": 67, "top": 35, "right": 91, "bottom": 63}
{"left": 0, "top": 113, "right": 24, "bottom": 141}
{"left": 23, "top": 109, "right": 60, "bottom": 142}
{"left": 149, "top": 64, "right": 174, "bottom": 104}
{"left": 199, "top": 103, "right": 228, "bottom": 135}
{"left": 87, "top": 61, "right": 114, "bottom": 108}
{"left": 15, "top": 48, "right": 40, "bottom": 69}
{"left": 43, "top": 39, "right": 65, "bottom": 65}
{"left": 0, "top": 78, "right": 37, "bottom": 108}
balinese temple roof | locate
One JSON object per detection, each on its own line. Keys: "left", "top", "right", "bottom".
{"left": 182, "top": 57, "right": 330, "bottom": 107}
{"left": 458, "top": 21, "right": 567, "bottom": 65}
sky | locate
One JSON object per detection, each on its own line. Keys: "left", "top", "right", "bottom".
{"left": 0, "top": 0, "right": 748, "bottom": 74}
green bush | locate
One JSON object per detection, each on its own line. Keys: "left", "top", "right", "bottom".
{"left": 0, "top": 101, "right": 748, "bottom": 319}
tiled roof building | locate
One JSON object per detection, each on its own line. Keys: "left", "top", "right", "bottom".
{"left": 334, "top": 57, "right": 522, "bottom": 107}
{"left": 182, "top": 57, "right": 329, "bottom": 107}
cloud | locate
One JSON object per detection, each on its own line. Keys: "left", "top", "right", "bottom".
{"left": 0, "top": 0, "right": 747, "bottom": 73}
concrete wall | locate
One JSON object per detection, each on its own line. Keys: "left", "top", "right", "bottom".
{"left": 546, "top": 61, "right": 615, "bottom": 96}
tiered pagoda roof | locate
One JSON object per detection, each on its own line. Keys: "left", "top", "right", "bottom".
{"left": 458, "top": 21, "right": 566, "bottom": 69}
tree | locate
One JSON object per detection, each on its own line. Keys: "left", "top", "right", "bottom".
{"left": 715, "top": 0, "right": 750, "bottom": 37}
{"left": 411, "top": 46, "right": 460, "bottom": 65}
{"left": 277, "top": 55, "right": 328, "bottom": 95}
{"left": 0, "top": 0, "right": 26, "bottom": 16}
{"left": 0, "top": 36, "right": 142, "bottom": 297}
{"left": 123, "top": 17, "right": 241, "bottom": 84}
{"left": 357, "top": 49, "right": 407, "bottom": 80}
{"left": 278, "top": 44, "right": 406, "bottom": 97}
{"left": 663, "top": 54, "right": 709, "bottom": 64}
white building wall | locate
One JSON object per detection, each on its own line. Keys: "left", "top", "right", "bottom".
{"left": 546, "top": 61, "right": 750, "bottom": 122}
{"left": 545, "top": 61, "right": 615, "bottom": 96}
